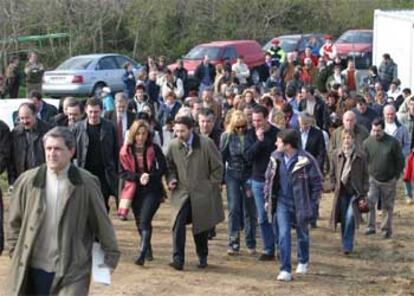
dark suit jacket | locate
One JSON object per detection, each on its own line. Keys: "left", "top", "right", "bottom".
{"left": 302, "top": 126, "right": 326, "bottom": 170}
{"left": 299, "top": 97, "right": 329, "bottom": 131}
{"left": 104, "top": 110, "right": 136, "bottom": 129}
{"left": 39, "top": 101, "right": 58, "bottom": 123}
{"left": 104, "top": 110, "right": 136, "bottom": 149}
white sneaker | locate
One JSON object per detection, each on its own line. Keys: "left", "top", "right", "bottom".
{"left": 296, "top": 263, "right": 308, "bottom": 275}
{"left": 277, "top": 270, "right": 292, "bottom": 281}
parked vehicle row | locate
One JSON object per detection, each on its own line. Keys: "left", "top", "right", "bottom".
{"left": 42, "top": 30, "right": 374, "bottom": 97}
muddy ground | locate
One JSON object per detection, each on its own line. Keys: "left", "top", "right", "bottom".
{"left": 0, "top": 187, "right": 413, "bottom": 296}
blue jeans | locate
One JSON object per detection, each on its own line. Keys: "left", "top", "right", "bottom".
{"left": 340, "top": 194, "right": 355, "bottom": 252}
{"left": 276, "top": 202, "right": 309, "bottom": 273}
{"left": 251, "top": 180, "right": 275, "bottom": 255}
{"left": 226, "top": 171, "right": 257, "bottom": 249}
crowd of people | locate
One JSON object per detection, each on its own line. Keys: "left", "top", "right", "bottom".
{"left": 0, "top": 38, "right": 412, "bottom": 294}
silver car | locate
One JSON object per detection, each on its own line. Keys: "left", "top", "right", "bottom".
{"left": 42, "top": 53, "right": 141, "bottom": 97}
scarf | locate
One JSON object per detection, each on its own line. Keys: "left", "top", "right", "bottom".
{"left": 341, "top": 146, "right": 355, "bottom": 186}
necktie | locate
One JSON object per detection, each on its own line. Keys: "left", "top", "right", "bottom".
{"left": 117, "top": 115, "right": 123, "bottom": 146}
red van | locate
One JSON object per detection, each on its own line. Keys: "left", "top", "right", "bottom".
{"left": 169, "top": 40, "right": 265, "bottom": 83}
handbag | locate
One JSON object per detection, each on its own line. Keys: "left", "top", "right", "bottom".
{"left": 356, "top": 196, "right": 369, "bottom": 213}
{"left": 351, "top": 182, "right": 369, "bottom": 213}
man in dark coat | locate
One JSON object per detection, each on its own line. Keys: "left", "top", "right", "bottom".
{"left": 166, "top": 116, "right": 224, "bottom": 271}
{"left": 30, "top": 90, "right": 58, "bottom": 123}
{"left": 104, "top": 92, "right": 136, "bottom": 151}
{"left": 298, "top": 86, "right": 329, "bottom": 131}
{"left": 298, "top": 112, "right": 326, "bottom": 227}
{"left": 0, "top": 119, "right": 11, "bottom": 256}
{"left": 72, "top": 97, "right": 118, "bottom": 211}
{"left": 194, "top": 55, "right": 216, "bottom": 94}
{"left": 10, "top": 103, "right": 52, "bottom": 184}
{"left": 196, "top": 107, "right": 223, "bottom": 240}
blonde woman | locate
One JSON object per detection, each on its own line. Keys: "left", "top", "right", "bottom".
{"left": 220, "top": 110, "right": 257, "bottom": 255}
{"left": 119, "top": 120, "right": 167, "bottom": 265}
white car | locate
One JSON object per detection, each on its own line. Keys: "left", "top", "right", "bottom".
{"left": 42, "top": 53, "right": 141, "bottom": 97}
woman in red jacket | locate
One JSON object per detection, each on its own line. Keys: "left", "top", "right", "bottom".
{"left": 118, "top": 119, "right": 167, "bottom": 265}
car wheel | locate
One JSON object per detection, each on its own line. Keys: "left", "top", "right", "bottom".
{"left": 92, "top": 82, "right": 106, "bottom": 98}
{"left": 250, "top": 68, "right": 261, "bottom": 85}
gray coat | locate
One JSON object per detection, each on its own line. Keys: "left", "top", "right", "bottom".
{"left": 166, "top": 133, "right": 224, "bottom": 234}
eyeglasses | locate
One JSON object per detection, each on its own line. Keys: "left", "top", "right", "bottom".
{"left": 235, "top": 125, "right": 246, "bottom": 130}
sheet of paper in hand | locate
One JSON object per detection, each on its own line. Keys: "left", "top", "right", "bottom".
{"left": 92, "top": 242, "right": 111, "bottom": 285}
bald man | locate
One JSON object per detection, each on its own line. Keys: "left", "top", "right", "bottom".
{"left": 329, "top": 110, "right": 369, "bottom": 159}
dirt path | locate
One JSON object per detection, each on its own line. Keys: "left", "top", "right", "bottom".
{"left": 1, "top": 189, "right": 413, "bottom": 296}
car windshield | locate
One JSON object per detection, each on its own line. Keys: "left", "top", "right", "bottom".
{"left": 56, "top": 57, "right": 94, "bottom": 70}
{"left": 279, "top": 37, "right": 300, "bottom": 52}
{"left": 337, "top": 31, "right": 372, "bottom": 44}
{"left": 184, "top": 46, "right": 221, "bottom": 60}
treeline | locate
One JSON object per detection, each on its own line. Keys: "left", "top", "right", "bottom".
{"left": 0, "top": 0, "right": 412, "bottom": 68}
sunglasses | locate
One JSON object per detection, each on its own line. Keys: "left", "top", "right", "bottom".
{"left": 235, "top": 125, "right": 246, "bottom": 130}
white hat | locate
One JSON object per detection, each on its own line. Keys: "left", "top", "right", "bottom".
{"left": 102, "top": 86, "right": 111, "bottom": 93}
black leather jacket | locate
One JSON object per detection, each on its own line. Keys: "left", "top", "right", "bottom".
{"left": 10, "top": 119, "right": 51, "bottom": 183}
{"left": 220, "top": 132, "right": 251, "bottom": 176}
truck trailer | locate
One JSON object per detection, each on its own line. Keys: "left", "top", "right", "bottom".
{"left": 373, "top": 9, "right": 414, "bottom": 89}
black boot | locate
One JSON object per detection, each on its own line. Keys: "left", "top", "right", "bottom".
{"left": 146, "top": 244, "right": 153, "bottom": 261}
{"left": 135, "top": 230, "right": 150, "bottom": 266}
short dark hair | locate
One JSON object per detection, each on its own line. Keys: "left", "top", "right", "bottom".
{"left": 135, "top": 84, "right": 145, "bottom": 91}
{"left": 282, "top": 103, "right": 293, "bottom": 114}
{"left": 403, "top": 88, "right": 411, "bottom": 96}
{"left": 198, "top": 108, "right": 215, "bottom": 119}
{"left": 30, "top": 90, "right": 42, "bottom": 101}
{"left": 383, "top": 53, "right": 391, "bottom": 60}
{"left": 355, "top": 95, "right": 367, "bottom": 105}
{"left": 302, "top": 85, "right": 315, "bottom": 95}
{"left": 278, "top": 128, "right": 300, "bottom": 149}
{"left": 18, "top": 102, "right": 36, "bottom": 115}
{"left": 285, "top": 86, "right": 297, "bottom": 98}
{"left": 174, "top": 116, "right": 194, "bottom": 129}
{"left": 67, "top": 99, "right": 83, "bottom": 112}
{"left": 136, "top": 112, "right": 150, "bottom": 123}
{"left": 261, "top": 96, "right": 273, "bottom": 108}
{"left": 85, "top": 97, "right": 103, "bottom": 110}
{"left": 372, "top": 117, "right": 385, "bottom": 129}
{"left": 252, "top": 105, "right": 269, "bottom": 118}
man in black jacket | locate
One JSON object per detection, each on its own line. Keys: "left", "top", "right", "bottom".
{"left": 72, "top": 97, "right": 118, "bottom": 211}
{"left": 298, "top": 112, "right": 326, "bottom": 227}
{"left": 30, "top": 90, "right": 58, "bottom": 123}
{"left": 104, "top": 92, "right": 136, "bottom": 151}
{"left": 10, "top": 103, "right": 52, "bottom": 184}
{"left": 244, "top": 105, "right": 279, "bottom": 261}
{"left": 0, "top": 119, "right": 10, "bottom": 256}
{"left": 194, "top": 55, "right": 215, "bottom": 95}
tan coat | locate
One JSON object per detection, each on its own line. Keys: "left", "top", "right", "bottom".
{"left": 166, "top": 133, "right": 224, "bottom": 234}
{"left": 7, "top": 165, "right": 120, "bottom": 296}
{"left": 329, "top": 148, "right": 369, "bottom": 230}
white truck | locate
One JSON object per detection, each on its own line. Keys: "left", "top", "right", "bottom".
{"left": 373, "top": 9, "right": 414, "bottom": 89}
